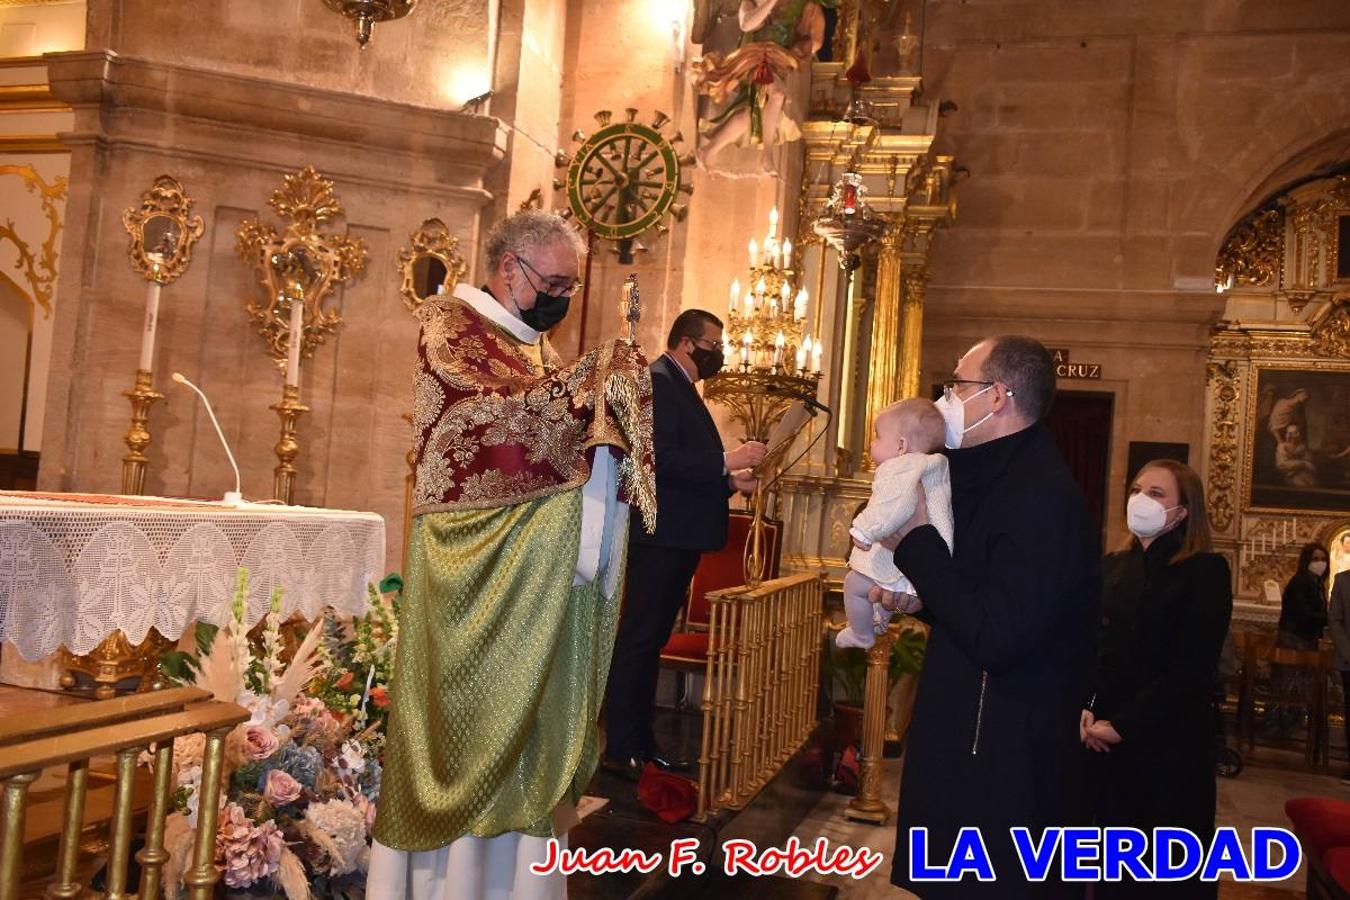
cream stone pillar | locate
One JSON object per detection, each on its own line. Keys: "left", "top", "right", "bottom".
{"left": 899, "top": 264, "right": 930, "bottom": 401}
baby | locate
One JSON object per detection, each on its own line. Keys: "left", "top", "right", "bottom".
{"left": 836, "top": 398, "right": 954, "bottom": 650}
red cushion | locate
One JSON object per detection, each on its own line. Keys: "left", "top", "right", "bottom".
{"left": 1325, "top": 847, "right": 1350, "bottom": 891}
{"left": 1286, "top": 797, "right": 1350, "bottom": 858}
{"left": 660, "top": 632, "right": 709, "bottom": 661}
{"left": 685, "top": 512, "right": 781, "bottom": 627}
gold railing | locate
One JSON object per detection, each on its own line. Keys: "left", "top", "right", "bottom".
{"left": 697, "top": 571, "right": 825, "bottom": 818}
{"left": 0, "top": 687, "right": 248, "bottom": 900}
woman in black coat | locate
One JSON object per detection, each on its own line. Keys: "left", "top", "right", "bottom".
{"left": 1081, "top": 459, "right": 1233, "bottom": 898}
{"left": 1279, "top": 542, "right": 1329, "bottom": 649}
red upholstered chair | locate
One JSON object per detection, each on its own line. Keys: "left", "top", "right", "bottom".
{"left": 1287, "top": 797, "right": 1350, "bottom": 899}
{"left": 658, "top": 512, "right": 782, "bottom": 705}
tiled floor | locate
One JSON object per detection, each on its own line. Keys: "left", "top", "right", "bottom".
{"left": 785, "top": 756, "right": 1335, "bottom": 898}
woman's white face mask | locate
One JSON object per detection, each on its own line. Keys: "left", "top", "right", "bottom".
{"left": 1126, "top": 492, "right": 1182, "bottom": 540}
{"left": 934, "top": 385, "right": 994, "bottom": 450}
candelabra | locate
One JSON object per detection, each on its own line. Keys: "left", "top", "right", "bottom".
{"left": 705, "top": 206, "right": 824, "bottom": 586}
{"left": 271, "top": 383, "right": 309, "bottom": 506}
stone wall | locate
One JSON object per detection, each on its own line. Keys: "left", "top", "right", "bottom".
{"left": 916, "top": 0, "right": 1350, "bottom": 548}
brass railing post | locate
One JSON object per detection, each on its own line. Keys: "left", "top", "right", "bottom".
{"left": 0, "top": 772, "right": 38, "bottom": 900}
{"left": 103, "top": 747, "right": 140, "bottom": 900}
{"left": 137, "top": 740, "right": 176, "bottom": 900}
{"left": 45, "top": 760, "right": 88, "bottom": 900}
{"left": 184, "top": 727, "right": 231, "bottom": 900}
{"left": 846, "top": 626, "right": 897, "bottom": 824}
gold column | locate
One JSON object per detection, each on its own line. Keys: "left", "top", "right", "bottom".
{"left": 271, "top": 383, "right": 309, "bottom": 505}
{"left": 120, "top": 369, "right": 164, "bottom": 495}
{"left": 846, "top": 626, "right": 896, "bottom": 824}
{"left": 898, "top": 265, "right": 930, "bottom": 400}
{"left": 864, "top": 226, "right": 903, "bottom": 448}
{"left": 0, "top": 772, "right": 37, "bottom": 900}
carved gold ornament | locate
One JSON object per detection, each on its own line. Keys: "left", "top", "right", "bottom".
{"left": 121, "top": 175, "right": 204, "bottom": 285}
{"left": 1214, "top": 207, "right": 1282, "bottom": 291}
{"left": 1310, "top": 294, "right": 1350, "bottom": 358}
{"left": 236, "top": 166, "right": 368, "bottom": 366}
{"left": 0, "top": 163, "right": 67, "bottom": 316}
{"left": 396, "top": 218, "right": 468, "bottom": 314}
{"left": 1205, "top": 359, "right": 1240, "bottom": 533}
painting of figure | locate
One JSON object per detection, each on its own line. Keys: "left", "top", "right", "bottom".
{"left": 1250, "top": 367, "right": 1350, "bottom": 511}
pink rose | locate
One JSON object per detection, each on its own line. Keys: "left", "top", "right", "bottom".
{"left": 263, "top": 769, "right": 302, "bottom": 805}
{"left": 243, "top": 726, "right": 280, "bottom": 761}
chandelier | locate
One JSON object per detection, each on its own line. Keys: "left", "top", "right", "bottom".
{"left": 724, "top": 206, "right": 822, "bottom": 377}
{"left": 813, "top": 171, "right": 887, "bottom": 271}
{"left": 322, "top": 0, "right": 416, "bottom": 47}
{"left": 705, "top": 206, "right": 824, "bottom": 587}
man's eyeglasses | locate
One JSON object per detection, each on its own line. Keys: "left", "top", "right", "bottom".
{"left": 689, "top": 336, "right": 721, "bottom": 351}
{"left": 515, "top": 255, "right": 583, "bottom": 297}
{"left": 941, "top": 379, "right": 995, "bottom": 401}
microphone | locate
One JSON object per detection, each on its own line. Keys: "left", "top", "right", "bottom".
{"left": 171, "top": 372, "right": 243, "bottom": 505}
{"left": 768, "top": 382, "right": 831, "bottom": 415}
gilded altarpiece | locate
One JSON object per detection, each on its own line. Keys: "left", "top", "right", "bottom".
{"left": 771, "top": 63, "right": 955, "bottom": 585}
{"left": 1206, "top": 174, "right": 1350, "bottom": 623}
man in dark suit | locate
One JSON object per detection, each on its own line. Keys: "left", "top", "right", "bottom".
{"left": 871, "top": 335, "right": 1100, "bottom": 898}
{"left": 601, "top": 309, "right": 765, "bottom": 778}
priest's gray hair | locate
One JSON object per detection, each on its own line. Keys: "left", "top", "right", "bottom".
{"left": 485, "top": 210, "right": 587, "bottom": 272}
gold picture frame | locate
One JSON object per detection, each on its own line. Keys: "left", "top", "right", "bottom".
{"left": 1242, "top": 361, "right": 1350, "bottom": 515}
{"left": 396, "top": 217, "right": 467, "bottom": 314}
{"left": 121, "top": 175, "right": 204, "bottom": 284}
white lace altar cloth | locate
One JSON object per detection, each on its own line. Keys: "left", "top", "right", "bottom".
{"left": 0, "top": 491, "right": 385, "bottom": 661}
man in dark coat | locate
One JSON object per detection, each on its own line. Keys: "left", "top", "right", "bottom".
{"left": 870, "top": 335, "right": 1100, "bottom": 897}
{"left": 601, "top": 309, "right": 765, "bottom": 778}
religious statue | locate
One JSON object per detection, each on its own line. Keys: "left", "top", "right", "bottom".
{"left": 691, "top": 0, "right": 831, "bottom": 173}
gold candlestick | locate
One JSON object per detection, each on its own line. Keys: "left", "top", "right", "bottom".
{"left": 271, "top": 383, "right": 309, "bottom": 504}
{"left": 120, "top": 369, "right": 164, "bottom": 495}
{"left": 845, "top": 625, "right": 898, "bottom": 824}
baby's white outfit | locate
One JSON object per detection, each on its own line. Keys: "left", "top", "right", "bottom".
{"left": 837, "top": 452, "right": 954, "bottom": 649}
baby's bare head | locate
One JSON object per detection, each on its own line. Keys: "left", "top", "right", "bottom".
{"left": 876, "top": 398, "right": 946, "bottom": 455}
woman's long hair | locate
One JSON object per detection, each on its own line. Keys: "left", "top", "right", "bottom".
{"left": 1294, "top": 541, "right": 1330, "bottom": 595}
{"left": 1122, "top": 459, "right": 1213, "bottom": 563}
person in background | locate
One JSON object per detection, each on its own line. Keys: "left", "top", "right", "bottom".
{"left": 1329, "top": 555, "right": 1350, "bottom": 783}
{"left": 1082, "top": 459, "right": 1233, "bottom": 900}
{"left": 601, "top": 309, "right": 764, "bottom": 780}
{"left": 1279, "top": 542, "right": 1329, "bottom": 650}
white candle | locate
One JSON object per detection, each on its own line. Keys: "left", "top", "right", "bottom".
{"left": 748, "top": 239, "right": 759, "bottom": 268}
{"left": 780, "top": 282, "right": 790, "bottom": 306}
{"left": 730, "top": 278, "right": 740, "bottom": 313}
{"left": 795, "top": 343, "right": 807, "bottom": 372}
{"left": 742, "top": 330, "right": 752, "bottom": 366}
{"left": 782, "top": 238, "right": 792, "bottom": 266}
{"left": 768, "top": 205, "right": 779, "bottom": 238}
{"left": 138, "top": 278, "right": 162, "bottom": 371}
{"left": 756, "top": 276, "right": 767, "bottom": 296}
{"left": 773, "top": 331, "right": 785, "bottom": 367}
{"left": 285, "top": 295, "right": 303, "bottom": 387}
{"left": 812, "top": 339, "right": 823, "bottom": 373}
{"left": 795, "top": 287, "right": 808, "bottom": 320}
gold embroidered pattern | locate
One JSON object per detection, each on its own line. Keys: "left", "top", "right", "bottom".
{"left": 411, "top": 297, "right": 656, "bottom": 530}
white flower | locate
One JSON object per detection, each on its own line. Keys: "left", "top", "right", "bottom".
{"left": 338, "top": 740, "right": 366, "bottom": 776}
{"left": 304, "top": 798, "right": 368, "bottom": 875}
{"left": 240, "top": 690, "right": 291, "bottom": 739}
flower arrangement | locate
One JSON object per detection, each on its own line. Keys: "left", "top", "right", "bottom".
{"left": 152, "top": 569, "right": 399, "bottom": 899}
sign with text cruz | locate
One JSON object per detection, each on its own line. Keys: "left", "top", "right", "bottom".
{"left": 1049, "top": 348, "right": 1102, "bottom": 380}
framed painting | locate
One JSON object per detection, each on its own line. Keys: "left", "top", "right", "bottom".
{"left": 1247, "top": 366, "right": 1350, "bottom": 512}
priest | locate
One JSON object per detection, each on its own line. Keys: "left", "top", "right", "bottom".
{"left": 368, "top": 210, "right": 656, "bottom": 900}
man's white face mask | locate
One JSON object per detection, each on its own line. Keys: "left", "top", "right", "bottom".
{"left": 934, "top": 384, "right": 995, "bottom": 449}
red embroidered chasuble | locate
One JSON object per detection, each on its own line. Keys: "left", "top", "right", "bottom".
{"left": 411, "top": 295, "right": 656, "bottom": 532}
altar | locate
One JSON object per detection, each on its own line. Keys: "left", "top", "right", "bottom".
{"left": 0, "top": 491, "right": 385, "bottom": 694}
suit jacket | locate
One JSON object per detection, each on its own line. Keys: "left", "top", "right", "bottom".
{"left": 1331, "top": 571, "right": 1350, "bottom": 670}
{"left": 633, "top": 354, "right": 730, "bottom": 552}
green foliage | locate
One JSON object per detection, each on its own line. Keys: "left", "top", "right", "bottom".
{"left": 826, "top": 625, "right": 928, "bottom": 706}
